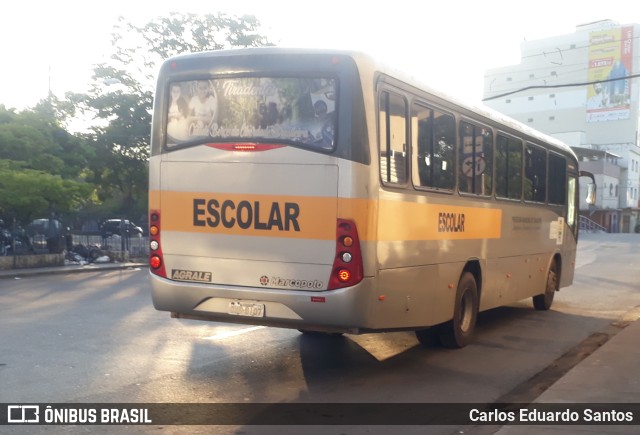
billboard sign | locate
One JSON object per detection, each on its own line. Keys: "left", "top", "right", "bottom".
{"left": 586, "top": 26, "right": 633, "bottom": 122}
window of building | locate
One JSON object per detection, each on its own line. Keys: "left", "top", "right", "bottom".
{"left": 524, "top": 143, "right": 546, "bottom": 202}
{"left": 411, "top": 103, "right": 455, "bottom": 190}
{"left": 549, "top": 116, "right": 555, "bottom": 121}
{"left": 548, "top": 154, "right": 566, "bottom": 205}
{"left": 496, "top": 134, "right": 523, "bottom": 200}
{"left": 379, "top": 91, "right": 407, "bottom": 185}
{"left": 507, "top": 77, "right": 512, "bottom": 82}
{"left": 458, "top": 121, "right": 493, "bottom": 196}
{"left": 527, "top": 118, "right": 534, "bottom": 123}
{"left": 528, "top": 96, "right": 534, "bottom": 100}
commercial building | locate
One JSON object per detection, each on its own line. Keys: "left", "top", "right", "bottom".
{"left": 483, "top": 20, "right": 640, "bottom": 232}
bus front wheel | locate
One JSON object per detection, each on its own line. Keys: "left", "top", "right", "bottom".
{"left": 533, "top": 261, "right": 557, "bottom": 311}
{"left": 438, "top": 272, "right": 479, "bottom": 348}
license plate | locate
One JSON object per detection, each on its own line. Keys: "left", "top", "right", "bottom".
{"left": 228, "top": 301, "right": 265, "bottom": 318}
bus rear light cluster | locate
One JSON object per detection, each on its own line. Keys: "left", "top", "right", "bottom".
{"left": 328, "top": 219, "right": 363, "bottom": 290}
{"left": 206, "top": 143, "right": 285, "bottom": 152}
{"left": 149, "top": 210, "right": 167, "bottom": 278}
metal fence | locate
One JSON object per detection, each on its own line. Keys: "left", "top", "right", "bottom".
{"left": 70, "top": 234, "right": 150, "bottom": 259}
{"left": 1, "top": 231, "right": 149, "bottom": 259}
{"left": 579, "top": 215, "right": 607, "bottom": 233}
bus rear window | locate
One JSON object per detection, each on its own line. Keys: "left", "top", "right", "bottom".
{"left": 166, "top": 77, "right": 337, "bottom": 150}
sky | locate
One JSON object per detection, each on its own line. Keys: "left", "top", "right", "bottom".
{"left": 1, "top": 0, "right": 637, "bottom": 112}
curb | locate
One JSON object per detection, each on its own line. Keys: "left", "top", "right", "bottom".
{"left": 0, "top": 262, "right": 149, "bottom": 279}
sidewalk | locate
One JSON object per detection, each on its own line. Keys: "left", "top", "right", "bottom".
{"left": 495, "top": 318, "right": 640, "bottom": 433}
{"left": 0, "top": 261, "right": 148, "bottom": 279}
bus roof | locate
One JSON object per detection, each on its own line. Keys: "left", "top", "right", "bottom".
{"left": 162, "top": 47, "right": 575, "bottom": 157}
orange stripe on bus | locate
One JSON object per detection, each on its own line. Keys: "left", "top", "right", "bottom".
{"left": 150, "top": 190, "right": 502, "bottom": 241}
{"left": 377, "top": 200, "right": 502, "bottom": 241}
{"left": 158, "top": 191, "right": 337, "bottom": 240}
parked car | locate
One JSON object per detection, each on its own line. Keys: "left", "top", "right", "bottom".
{"left": 100, "top": 219, "right": 143, "bottom": 238}
{"left": 26, "top": 218, "right": 67, "bottom": 253}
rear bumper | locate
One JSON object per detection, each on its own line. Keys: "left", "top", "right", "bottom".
{"left": 150, "top": 272, "right": 376, "bottom": 333}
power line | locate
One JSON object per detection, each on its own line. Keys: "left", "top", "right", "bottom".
{"left": 482, "top": 74, "right": 640, "bottom": 101}
{"left": 517, "top": 33, "right": 640, "bottom": 63}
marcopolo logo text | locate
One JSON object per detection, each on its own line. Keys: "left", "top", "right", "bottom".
{"left": 265, "top": 276, "right": 324, "bottom": 289}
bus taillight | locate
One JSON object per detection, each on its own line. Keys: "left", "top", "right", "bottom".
{"left": 150, "top": 255, "right": 162, "bottom": 269}
{"left": 328, "top": 219, "right": 363, "bottom": 290}
{"left": 206, "top": 143, "right": 285, "bottom": 152}
{"left": 149, "top": 210, "right": 167, "bottom": 278}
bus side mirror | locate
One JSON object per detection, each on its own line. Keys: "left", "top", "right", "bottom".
{"left": 579, "top": 170, "right": 596, "bottom": 205}
{"left": 585, "top": 183, "right": 596, "bottom": 205}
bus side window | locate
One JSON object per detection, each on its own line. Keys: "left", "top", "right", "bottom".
{"left": 548, "top": 154, "right": 567, "bottom": 205}
{"left": 496, "top": 134, "right": 523, "bottom": 200}
{"left": 412, "top": 104, "right": 454, "bottom": 190}
{"left": 524, "top": 143, "right": 547, "bottom": 202}
{"left": 458, "top": 121, "right": 493, "bottom": 196}
{"left": 379, "top": 91, "right": 407, "bottom": 185}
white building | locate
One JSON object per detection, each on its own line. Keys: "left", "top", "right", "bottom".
{"left": 483, "top": 19, "right": 640, "bottom": 232}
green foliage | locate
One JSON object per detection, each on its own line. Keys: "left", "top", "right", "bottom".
{"left": 0, "top": 103, "right": 97, "bottom": 223}
{"left": 0, "top": 102, "right": 93, "bottom": 179}
{"left": 0, "top": 12, "right": 272, "bottom": 226}
{"left": 67, "top": 12, "right": 272, "bottom": 219}
{"left": 0, "top": 162, "right": 93, "bottom": 223}
{"left": 111, "top": 13, "right": 272, "bottom": 85}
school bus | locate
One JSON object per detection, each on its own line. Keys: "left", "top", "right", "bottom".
{"left": 148, "top": 48, "right": 595, "bottom": 348}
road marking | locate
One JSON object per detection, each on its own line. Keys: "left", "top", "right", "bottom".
{"left": 204, "top": 326, "right": 265, "bottom": 341}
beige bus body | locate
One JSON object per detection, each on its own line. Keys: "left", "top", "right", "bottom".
{"left": 149, "top": 48, "right": 582, "bottom": 340}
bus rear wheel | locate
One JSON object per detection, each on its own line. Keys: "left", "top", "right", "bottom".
{"left": 533, "top": 261, "right": 557, "bottom": 310}
{"left": 438, "top": 272, "right": 478, "bottom": 348}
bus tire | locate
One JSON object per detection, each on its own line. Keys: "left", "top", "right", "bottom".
{"left": 533, "top": 261, "right": 557, "bottom": 311}
{"left": 438, "top": 272, "right": 478, "bottom": 349}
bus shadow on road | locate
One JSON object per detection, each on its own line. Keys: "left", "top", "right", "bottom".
{"left": 297, "top": 330, "right": 420, "bottom": 364}
{"left": 298, "top": 303, "right": 565, "bottom": 364}
{"left": 297, "top": 302, "right": 611, "bottom": 366}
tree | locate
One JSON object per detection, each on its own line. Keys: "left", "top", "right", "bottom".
{"left": 0, "top": 103, "right": 97, "bottom": 224}
{"left": 112, "top": 13, "right": 271, "bottom": 86}
{"left": 0, "top": 162, "right": 93, "bottom": 223}
{"left": 0, "top": 101, "right": 93, "bottom": 179}
{"left": 70, "top": 12, "right": 272, "bottom": 219}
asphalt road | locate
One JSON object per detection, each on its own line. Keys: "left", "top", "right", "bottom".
{"left": 1, "top": 232, "right": 639, "bottom": 434}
